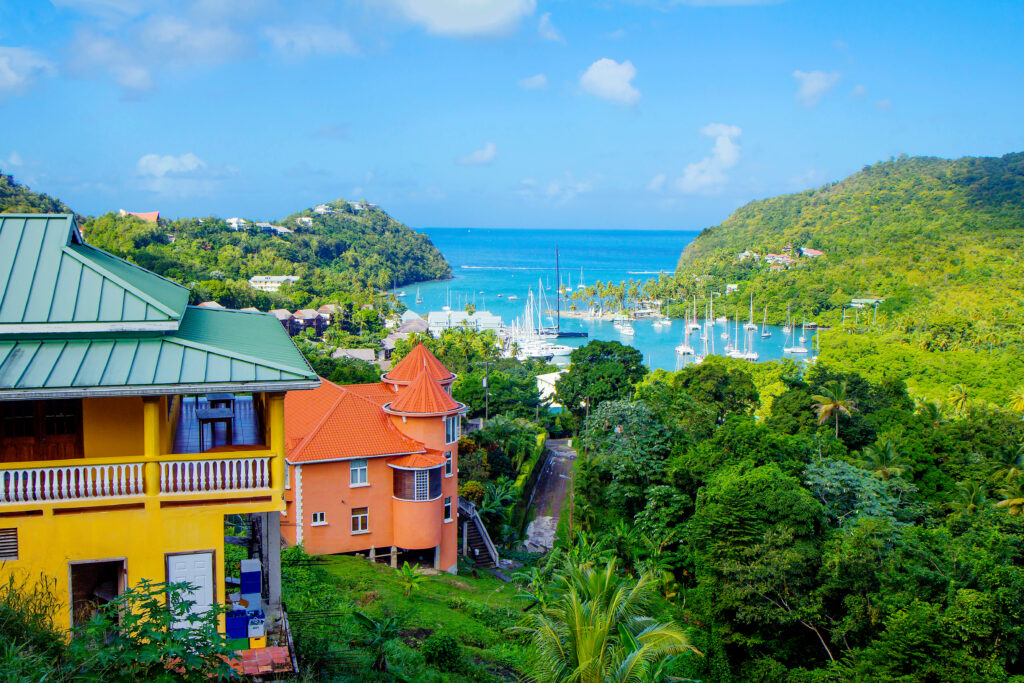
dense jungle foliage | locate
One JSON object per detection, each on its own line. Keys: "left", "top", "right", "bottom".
{"left": 654, "top": 152, "right": 1024, "bottom": 405}
{"left": 0, "top": 176, "right": 451, "bottom": 312}
{"left": 561, "top": 352, "right": 1024, "bottom": 682}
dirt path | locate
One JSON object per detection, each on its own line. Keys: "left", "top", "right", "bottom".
{"left": 523, "top": 439, "right": 577, "bottom": 552}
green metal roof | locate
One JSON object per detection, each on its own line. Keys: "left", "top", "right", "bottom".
{"left": 0, "top": 214, "right": 189, "bottom": 333}
{"left": 0, "top": 307, "right": 318, "bottom": 399}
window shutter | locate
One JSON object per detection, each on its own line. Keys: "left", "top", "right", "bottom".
{"left": 0, "top": 528, "right": 17, "bottom": 561}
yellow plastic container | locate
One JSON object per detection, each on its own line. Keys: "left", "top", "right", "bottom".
{"left": 248, "top": 636, "right": 267, "bottom": 649}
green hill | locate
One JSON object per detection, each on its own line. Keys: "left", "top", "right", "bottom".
{"left": 0, "top": 173, "right": 451, "bottom": 312}
{"left": 0, "top": 173, "right": 73, "bottom": 214}
{"left": 668, "top": 152, "right": 1024, "bottom": 405}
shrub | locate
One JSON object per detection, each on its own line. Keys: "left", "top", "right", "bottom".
{"left": 421, "top": 633, "right": 464, "bottom": 672}
{"left": 459, "top": 479, "right": 486, "bottom": 505}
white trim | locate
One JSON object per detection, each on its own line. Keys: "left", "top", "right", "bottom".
{"left": 285, "top": 450, "right": 423, "bottom": 466}
{"left": 388, "top": 463, "right": 445, "bottom": 471}
{"left": 444, "top": 452, "right": 453, "bottom": 478}
{"left": 295, "top": 465, "right": 304, "bottom": 545}
{"left": 349, "top": 482, "right": 369, "bottom": 488}
{"left": 391, "top": 494, "right": 444, "bottom": 503}
{"left": 0, "top": 379, "right": 320, "bottom": 401}
{"left": 0, "top": 320, "right": 180, "bottom": 334}
{"left": 351, "top": 529, "right": 371, "bottom": 535}
{"left": 311, "top": 511, "right": 326, "bottom": 526}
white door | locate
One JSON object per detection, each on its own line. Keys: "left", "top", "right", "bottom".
{"left": 167, "top": 552, "right": 214, "bottom": 629}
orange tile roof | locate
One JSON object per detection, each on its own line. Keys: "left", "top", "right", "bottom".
{"left": 127, "top": 211, "right": 159, "bottom": 223}
{"left": 387, "top": 369, "right": 461, "bottom": 415}
{"left": 346, "top": 382, "right": 399, "bottom": 406}
{"left": 285, "top": 379, "right": 425, "bottom": 463}
{"left": 389, "top": 451, "right": 447, "bottom": 469}
{"left": 383, "top": 343, "right": 455, "bottom": 384}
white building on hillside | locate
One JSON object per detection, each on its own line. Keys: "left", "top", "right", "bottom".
{"left": 427, "top": 310, "right": 502, "bottom": 336}
{"left": 249, "top": 275, "right": 300, "bottom": 292}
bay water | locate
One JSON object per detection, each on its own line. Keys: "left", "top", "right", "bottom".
{"left": 411, "top": 228, "right": 819, "bottom": 371}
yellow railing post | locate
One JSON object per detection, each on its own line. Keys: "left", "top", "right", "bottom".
{"left": 267, "top": 392, "right": 286, "bottom": 496}
{"left": 142, "top": 396, "right": 162, "bottom": 496}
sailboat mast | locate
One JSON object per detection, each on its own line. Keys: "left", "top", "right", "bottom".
{"left": 555, "top": 246, "right": 561, "bottom": 331}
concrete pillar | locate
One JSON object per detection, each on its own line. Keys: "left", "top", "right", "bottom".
{"left": 390, "top": 545, "right": 397, "bottom": 569}
{"left": 433, "top": 545, "right": 440, "bottom": 570}
{"left": 462, "top": 522, "right": 469, "bottom": 557}
{"left": 369, "top": 546, "right": 376, "bottom": 563}
{"left": 261, "top": 512, "right": 283, "bottom": 620}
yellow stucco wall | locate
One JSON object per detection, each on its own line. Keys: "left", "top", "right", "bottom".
{"left": 82, "top": 397, "right": 145, "bottom": 459}
{"left": 1, "top": 503, "right": 228, "bottom": 631}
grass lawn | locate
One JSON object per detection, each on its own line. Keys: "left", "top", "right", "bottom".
{"left": 282, "top": 551, "right": 530, "bottom": 682}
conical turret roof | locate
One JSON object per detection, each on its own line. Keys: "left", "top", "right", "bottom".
{"left": 383, "top": 343, "right": 455, "bottom": 385}
{"left": 387, "top": 368, "right": 461, "bottom": 415}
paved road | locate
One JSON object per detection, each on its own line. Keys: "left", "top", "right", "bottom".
{"left": 523, "top": 439, "right": 577, "bottom": 552}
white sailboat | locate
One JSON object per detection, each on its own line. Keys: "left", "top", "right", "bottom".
{"left": 676, "top": 310, "right": 694, "bottom": 354}
{"left": 783, "top": 303, "right": 792, "bottom": 335}
{"left": 799, "top": 320, "right": 808, "bottom": 345}
{"left": 614, "top": 321, "right": 636, "bottom": 336}
{"left": 415, "top": 287, "right": 423, "bottom": 304}
{"left": 783, "top": 316, "right": 809, "bottom": 354}
{"left": 760, "top": 305, "right": 771, "bottom": 338}
{"left": 744, "top": 294, "right": 758, "bottom": 332}
{"left": 577, "top": 267, "right": 586, "bottom": 290}
{"left": 688, "top": 296, "right": 701, "bottom": 332}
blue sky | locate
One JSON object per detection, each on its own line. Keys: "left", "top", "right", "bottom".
{"left": 1, "top": 0, "right": 1022, "bottom": 229}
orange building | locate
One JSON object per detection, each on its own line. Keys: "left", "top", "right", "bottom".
{"left": 281, "top": 345, "right": 464, "bottom": 573}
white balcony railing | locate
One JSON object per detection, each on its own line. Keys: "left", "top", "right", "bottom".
{"left": 0, "top": 461, "right": 145, "bottom": 504}
{"left": 160, "top": 456, "right": 272, "bottom": 495}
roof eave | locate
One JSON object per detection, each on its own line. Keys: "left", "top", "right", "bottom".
{"left": 0, "top": 378, "right": 321, "bottom": 401}
{"left": 382, "top": 401, "right": 467, "bottom": 418}
{"left": 286, "top": 448, "right": 426, "bottom": 465}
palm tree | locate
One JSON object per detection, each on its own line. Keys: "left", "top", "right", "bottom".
{"left": 949, "top": 481, "right": 987, "bottom": 516}
{"left": 1009, "top": 387, "right": 1024, "bottom": 415}
{"left": 517, "top": 558, "right": 700, "bottom": 683}
{"left": 351, "top": 611, "right": 404, "bottom": 672}
{"left": 811, "top": 380, "right": 858, "bottom": 438}
{"left": 947, "top": 384, "right": 970, "bottom": 417}
{"left": 989, "top": 445, "right": 1024, "bottom": 484}
{"left": 996, "top": 477, "right": 1024, "bottom": 515}
{"left": 857, "top": 435, "right": 911, "bottom": 481}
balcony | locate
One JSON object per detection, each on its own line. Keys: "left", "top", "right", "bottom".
{"left": 0, "top": 394, "right": 282, "bottom": 509}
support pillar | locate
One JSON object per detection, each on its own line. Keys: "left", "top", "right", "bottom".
{"left": 390, "top": 546, "right": 397, "bottom": 569}
{"left": 369, "top": 546, "right": 376, "bottom": 563}
{"left": 267, "top": 393, "right": 286, "bottom": 500}
{"left": 142, "top": 396, "right": 162, "bottom": 505}
{"left": 260, "top": 512, "right": 283, "bottom": 621}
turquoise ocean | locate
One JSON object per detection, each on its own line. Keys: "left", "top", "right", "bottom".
{"left": 411, "top": 228, "right": 819, "bottom": 372}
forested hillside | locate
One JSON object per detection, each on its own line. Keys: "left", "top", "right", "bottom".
{"left": 663, "top": 152, "right": 1024, "bottom": 404}
{"left": 0, "top": 175, "right": 451, "bottom": 311}
{"left": 0, "top": 173, "right": 73, "bottom": 214}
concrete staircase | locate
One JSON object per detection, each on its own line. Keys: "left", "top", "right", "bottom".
{"left": 458, "top": 498, "right": 499, "bottom": 568}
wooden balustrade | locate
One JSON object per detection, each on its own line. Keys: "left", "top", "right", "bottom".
{"left": 0, "top": 454, "right": 273, "bottom": 505}
{"left": 0, "top": 461, "right": 145, "bottom": 504}
{"left": 159, "top": 456, "right": 272, "bottom": 494}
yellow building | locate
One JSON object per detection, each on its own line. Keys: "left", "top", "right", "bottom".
{"left": 0, "top": 214, "right": 319, "bottom": 637}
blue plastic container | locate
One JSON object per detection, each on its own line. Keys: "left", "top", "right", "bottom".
{"left": 225, "top": 610, "right": 249, "bottom": 640}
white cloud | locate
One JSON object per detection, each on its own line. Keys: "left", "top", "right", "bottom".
{"left": 538, "top": 12, "right": 563, "bottom": 42}
{"left": 0, "top": 47, "right": 56, "bottom": 98}
{"left": 674, "top": 123, "right": 742, "bottom": 194}
{"left": 606, "top": 28, "right": 627, "bottom": 40}
{"left": 518, "top": 73, "right": 548, "bottom": 89}
{"left": 876, "top": 98, "right": 892, "bottom": 112}
{"left": 383, "top": 0, "right": 536, "bottom": 36}
{"left": 457, "top": 142, "right": 498, "bottom": 166}
{"left": 647, "top": 173, "right": 667, "bottom": 192}
{"left": 580, "top": 58, "right": 640, "bottom": 105}
{"left": 264, "top": 24, "right": 358, "bottom": 58}
{"left": 792, "top": 69, "right": 841, "bottom": 106}
{"left": 67, "top": 15, "right": 249, "bottom": 95}
{"left": 4, "top": 151, "right": 23, "bottom": 168}
{"left": 136, "top": 152, "right": 206, "bottom": 178}
{"left": 545, "top": 172, "right": 592, "bottom": 203}
{"left": 851, "top": 84, "right": 866, "bottom": 97}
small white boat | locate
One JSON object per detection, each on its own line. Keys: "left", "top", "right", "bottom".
{"left": 675, "top": 343, "right": 694, "bottom": 355}
{"left": 614, "top": 321, "right": 636, "bottom": 336}
{"left": 760, "top": 305, "right": 771, "bottom": 338}
{"left": 415, "top": 288, "right": 423, "bottom": 304}
{"left": 716, "top": 316, "right": 728, "bottom": 323}
{"left": 508, "top": 295, "right": 519, "bottom": 301}
{"left": 396, "top": 291, "right": 407, "bottom": 298}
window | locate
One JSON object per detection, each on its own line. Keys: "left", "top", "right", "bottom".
{"left": 445, "top": 415, "right": 460, "bottom": 443}
{"left": 350, "top": 459, "right": 368, "bottom": 487}
{"left": 285, "top": 465, "right": 290, "bottom": 490}
{"left": 445, "top": 452, "right": 453, "bottom": 477}
{"left": 311, "top": 511, "right": 326, "bottom": 526}
{"left": 414, "top": 470, "right": 429, "bottom": 501}
{"left": 444, "top": 497, "right": 452, "bottom": 522}
{"left": 351, "top": 507, "right": 369, "bottom": 534}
